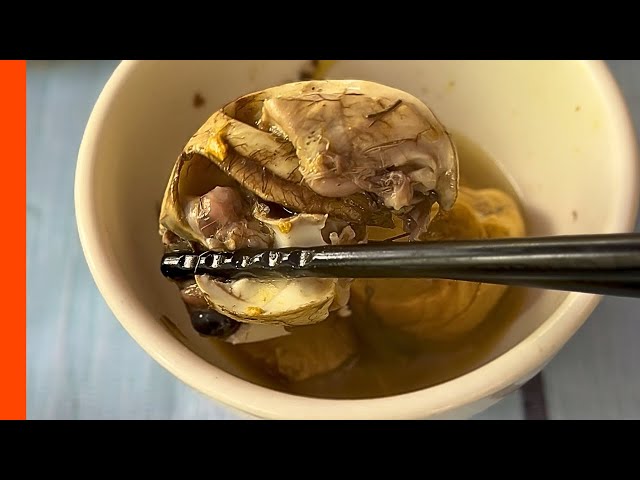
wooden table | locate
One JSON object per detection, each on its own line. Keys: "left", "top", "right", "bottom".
{"left": 26, "top": 60, "right": 640, "bottom": 420}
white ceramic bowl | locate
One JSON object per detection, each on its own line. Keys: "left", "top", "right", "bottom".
{"left": 75, "top": 60, "right": 639, "bottom": 419}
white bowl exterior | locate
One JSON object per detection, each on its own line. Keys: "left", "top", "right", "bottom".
{"left": 76, "top": 60, "right": 639, "bottom": 419}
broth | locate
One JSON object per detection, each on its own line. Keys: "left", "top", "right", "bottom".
{"left": 212, "top": 133, "right": 527, "bottom": 399}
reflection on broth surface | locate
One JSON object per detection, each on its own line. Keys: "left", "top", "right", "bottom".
{"left": 224, "top": 133, "right": 528, "bottom": 399}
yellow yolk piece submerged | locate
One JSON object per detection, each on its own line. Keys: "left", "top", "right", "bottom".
{"left": 351, "top": 186, "right": 525, "bottom": 342}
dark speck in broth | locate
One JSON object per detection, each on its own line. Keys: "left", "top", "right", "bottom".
{"left": 572, "top": 210, "right": 578, "bottom": 221}
{"left": 193, "top": 93, "right": 206, "bottom": 108}
{"left": 575, "top": 105, "right": 581, "bottom": 112}
{"left": 297, "top": 70, "right": 314, "bottom": 81}
{"left": 297, "top": 60, "right": 322, "bottom": 81}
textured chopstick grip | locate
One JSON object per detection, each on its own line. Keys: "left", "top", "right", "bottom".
{"left": 160, "top": 234, "right": 640, "bottom": 298}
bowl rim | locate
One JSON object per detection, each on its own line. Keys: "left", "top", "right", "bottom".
{"left": 75, "top": 60, "right": 639, "bottom": 419}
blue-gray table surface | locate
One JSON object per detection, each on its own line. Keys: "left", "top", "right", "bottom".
{"left": 26, "top": 60, "right": 640, "bottom": 420}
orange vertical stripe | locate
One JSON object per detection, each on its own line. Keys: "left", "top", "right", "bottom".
{"left": 0, "top": 60, "right": 26, "bottom": 420}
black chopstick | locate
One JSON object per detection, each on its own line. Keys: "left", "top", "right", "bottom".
{"left": 161, "top": 233, "right": 640, "bottom": 299}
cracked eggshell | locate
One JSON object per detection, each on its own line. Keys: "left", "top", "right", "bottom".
{"left": 196, "top": 213, "right": 352, "bottom": 327}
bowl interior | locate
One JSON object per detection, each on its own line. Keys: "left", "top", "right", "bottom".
{"left": 77, "top": 60, "right": 636, "bottom": 416}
